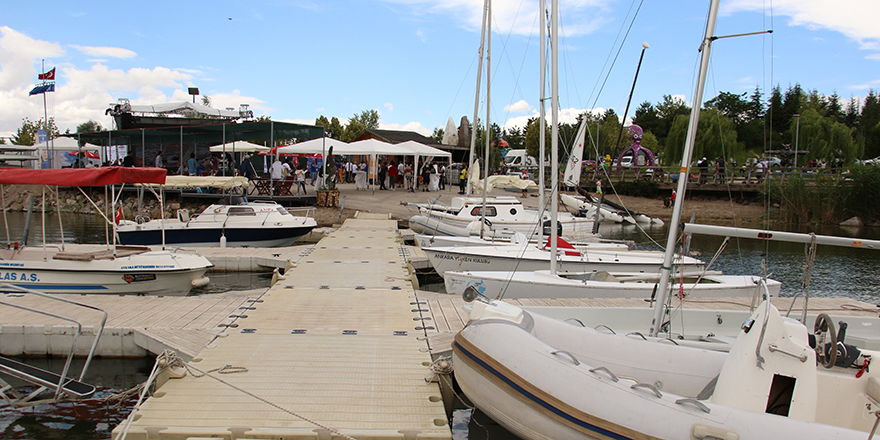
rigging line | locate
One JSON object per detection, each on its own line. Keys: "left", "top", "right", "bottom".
{"left": 442, "top": 51, "right": 482, "bottom": 131}
{"left": 585, "top": 0, "right": 641, "bottom": 108}
{"left": 496, "top": 0, "right": 537, "bottom": 132}
{"left": 588, "top": 0, "right": 645, "bottom": 111}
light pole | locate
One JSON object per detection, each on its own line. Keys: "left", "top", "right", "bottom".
{"left": 793, "top": 114, "right": 800, "bottom": 172}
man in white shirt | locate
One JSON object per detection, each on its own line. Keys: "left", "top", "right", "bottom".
{"left": 270, "top": 158, "right": 284, "bottom": 194}
{"left": 154, "top": 151, "right": 163, "bottom": 168}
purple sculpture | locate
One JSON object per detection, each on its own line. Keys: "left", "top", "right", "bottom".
{"left": 616, "top": 124, "right": 655, "bottom": 171}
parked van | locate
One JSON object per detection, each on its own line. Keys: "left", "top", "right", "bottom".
{"left": 503, "top": 149, "right": 539, "bottom": 170}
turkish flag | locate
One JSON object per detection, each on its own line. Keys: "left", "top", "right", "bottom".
{"left": 38, "top": 68, "right": 55, "bottom": 80}
{"left": 115, "top": 206, "right": 124, "bottom": 225}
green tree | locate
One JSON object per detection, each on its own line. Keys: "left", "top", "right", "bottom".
{"left": 315, "top": 116, "right": 344, "bottom": 140}
{"left": 861, "top": 90, "right": 880, "bottom": 158}
{"left": 341, "top": 109, "right": 380, "bottom": 142}
{"left": 664, "top": 107, "right": 740, "bottom": 165}
{"left": 431, "top": 127, "right": 444, "bottom": 143}
{"left": 11, "top": 117, "right": 59, "bottom": 145}
{"left": 76, "top": 120, "right": 104, "bottom": 133}
{"left": 797, "top": 108, "right": 857, "bottom": 164}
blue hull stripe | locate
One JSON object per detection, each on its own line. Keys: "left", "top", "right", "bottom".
{"left": 6, "top": 284, "right": 108, "bottom": 291}
{"left": 118, "top": 226, "right": 314, "bottom": 246}
{"left": 454, "top": 340, "right": 632, "bottom": 440}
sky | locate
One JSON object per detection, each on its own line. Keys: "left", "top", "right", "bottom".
{"left": 2, "top": 0, "right": 879, "bottom": 142}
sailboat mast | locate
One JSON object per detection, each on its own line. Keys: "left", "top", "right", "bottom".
{"left": 549, "top": 0, "right": 559, "bottom": 274}
{"left": 466, "top": 0, "right": 489, "bottom": 197}
{"left": 649, "top": 0, "right": 720, "bottom": 337}
{"left": 480, "top": 0, "right": 492, "bottom": 239}
{"left": 538, "top": 0, "right": 546, "bottom": 246}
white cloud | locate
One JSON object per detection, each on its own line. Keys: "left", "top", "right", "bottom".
{"left": 504, "top": 99, "right": 530, "bottom": 113}
{"left": 724, "top": 0, "right": 880, "bottom": 58}
{"left": 384, "top": 102, "right": 394, "bottom": 111}
{"left": 0, "top": 26, "right": 64, "bottom": 90}
{"left": 500, "top": 106, "right": 605, "bottom": 131}
{"left": 380, "top": 121, "right": 432, "bottom": 136}
{"left": 380, "top": 0, "right": 611, "bottom": 37}
{"left": 70, "top": 45, "right": 136, "bottom": 59}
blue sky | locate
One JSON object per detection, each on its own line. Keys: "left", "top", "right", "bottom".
{"left": 2, "top": 0, "right": 879, "bottom": 141}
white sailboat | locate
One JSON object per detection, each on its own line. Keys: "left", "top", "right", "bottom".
{"left": 452, "top": 2, "right": 880, "bottom": 438}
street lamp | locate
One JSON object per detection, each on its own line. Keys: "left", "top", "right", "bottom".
{"left": 793, "top": 114, "right": 800, "bottom": 172}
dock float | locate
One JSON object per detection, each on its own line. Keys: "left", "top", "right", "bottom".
{"left": 112, "top": 216, "right": 451, "bottom": 440}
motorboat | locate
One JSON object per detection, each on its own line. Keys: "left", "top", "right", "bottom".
{"left": 0, "top": 167, "right": 213, "bottom": 296}
{"left": 0, "top": 245, "right": 211, "bottom": 295}
{"left": 445, "top": 268, "right": 781, "bottom": 299}
{"left": 423, "top": 242, "right": 703, "bottom": 276}
{"left": 117, "top": 199, "right": 316, "bottom": 248}
{"left": 406, "top": 195, "right": 595, "bottom": 237}
{"left": 117, "top": 176, "right": 317, "bottom": 248}
{"left": 453, "top": 294, "right": 880, "bottom": 439}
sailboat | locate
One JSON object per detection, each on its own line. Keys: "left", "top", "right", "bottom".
{"left": 452, "top": 1, "right": 880, "bottom": 438}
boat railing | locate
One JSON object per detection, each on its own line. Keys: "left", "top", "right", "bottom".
{"left": 0, "top": 284, "right": 107, "bottom": 407}
{"left": 286, "top": 206, "right": 317, "bottom": 222}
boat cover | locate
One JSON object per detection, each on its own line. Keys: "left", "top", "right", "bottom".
{"left": 138, "top": 175, "right": 248, "bottom": 189}
{"left": 0, "top": 167, "right": 167, "bottom": 186}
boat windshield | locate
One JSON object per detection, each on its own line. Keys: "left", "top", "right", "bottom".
{"left": 470, "top": 206, "right": 497, "bottom": 217}
{"left": 227, "top": 207, "right": 256, "bottom": 216}
{"left": 277, "top": 207, "right": 290, "bottom": 216}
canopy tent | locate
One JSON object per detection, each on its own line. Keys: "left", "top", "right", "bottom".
{"left": 396, "top": 140, "right": 452, "bottom": 158}
{"left": 208, "top": 141, "right": 270, "bottom": 153}
{"left": 34, "top": 137, "right": 101, "bottom": 151}
{"left": 275, "top": 138, "right": 352, "bottom": 156}
{"left": 0, "top": 166, "right": 167, "bottom": 186}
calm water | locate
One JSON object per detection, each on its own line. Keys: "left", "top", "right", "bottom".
{"left": 3, "top": 211, "right": 880, "bottom": 439}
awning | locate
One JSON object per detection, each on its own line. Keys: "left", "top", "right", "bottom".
{"left": 208, "top": 141, "right": 270, "bottom": 153}
{"left": 138, "top": 175, "right": 248, "bottom": 189}
{"left": 71, "top": 121, "right": 325, "bottom": 146}
{"left": 33, "top": 137, "right": 102, "bottom": 151}
{"left": 0, "top": 167, "right": 167, "bottom": 186}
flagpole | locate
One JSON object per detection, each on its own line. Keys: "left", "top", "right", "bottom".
{"left": 42, "top": 59, "right": 52, "bottom": 169}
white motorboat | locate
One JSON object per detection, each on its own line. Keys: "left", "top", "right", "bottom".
{"left": 0, "top": 245, "right": 211, "bottom": 295}
{"left": 445, "top": 268, "right": 781, "bottom": 299}
{"left": 423, "top": 243, "right": 703, "bottom": 276}
{"left": 0, "top": 167, "right": 213, "bottom": 296}
{"left": 454, "top": 296, "right": 880, "bottom": 440}
{"left": 406, "top": 195, "right": 595, "bottom": 237}
{"left": 117, "top": 176, "right": 317, "bottom": 248}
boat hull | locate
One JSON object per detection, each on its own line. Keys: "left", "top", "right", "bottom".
{"left": 0, "top": 248, "right": 212, "bottom": 295}
{"left": 445, "top": 269, "right": 781, "bottom": 299}
{"left": 424, "top": 246, "right": 703, "bottom": 276}
{"left": 117, "top": 224, "right": 315, "bottom": 248}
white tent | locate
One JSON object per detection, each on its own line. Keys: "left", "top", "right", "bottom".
{"left": 396, "top": 140, "right": 452, "bottom": 158}
{"left": 208, "top": 141, "right": 270, "bottom": 153}
{"left": 275, "top": 138, "right": 351, "bottom": 155}
{"left": 33, "top": 137, "right": 101, "bottom": 151}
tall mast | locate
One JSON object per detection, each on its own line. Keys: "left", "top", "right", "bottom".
{"left": 549, "top": 0, "right": 559, "bottom": 274}
{"left": 479, "top": 0, "right": 492, "bottom": 238}
{"left": 649, "top": 0, "right": 720, "bottom": 337}
{"left": 466, "top": 1, "right": 489, "bottom": 197}
{"left": 538, "top": 0, "right": 546, "bottom": 246}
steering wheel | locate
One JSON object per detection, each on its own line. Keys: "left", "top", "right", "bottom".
{"left": 813, "top": 313, "right": 838, "bottom": 369}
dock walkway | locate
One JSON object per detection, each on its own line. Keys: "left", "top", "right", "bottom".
{"left": 112, "top": 215, "right": 451, "bottom": 440}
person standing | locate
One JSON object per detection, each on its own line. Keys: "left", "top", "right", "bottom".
{"left": 187, "top": 153, "right": 198, "bottom": 176}
{"left": 154, "top": 151, "right": 163, "bottom": 168}
{"left": 520, "top": 169, "right": 529, "bottom": 198}
{"left": 439, "top": 164, "right": 446, "bottom": 190}
{"left": 459, "top": 167, "right": 467, "bottom": 194}
{"left": 270, "top": 157, "right": 284, "bottom": 193}
{"left": 240, "top": 154, "right": 257, "bottom": 179}
{"left": 378, "top": 161, "right": 387, "bottom": 190}
{"left": 295, "top": 167, "right": 307, "bottom": 195}
{"left": 122, "top": 153, "right": 134, "bottom": 167}
{"left": 388, "top": 161, "right": 398, "bottom": 189}
{"left": 397, "top": 161, "right": 405, "bottom": 187}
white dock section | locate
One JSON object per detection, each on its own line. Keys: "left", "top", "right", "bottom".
{"left": 113, "top": 216, "right": 452, "bottom": 440}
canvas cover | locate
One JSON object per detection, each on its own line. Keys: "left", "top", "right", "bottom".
{"left": 139, "top": 175, "right": 248, "bottom": 189}
{"left": 0, "top": 167, "right": 167, "bottom": 186}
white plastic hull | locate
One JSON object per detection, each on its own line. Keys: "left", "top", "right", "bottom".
{"left": 445, "top": 269, "right": 781, "bottom": 299}
{"left": 453, "top": 301, "right": 880, "bottom": 439}
{"left": 414, "top": 234, "right": 629, "bottom": 252}
{"left": 0, "top": 247, "right": 212, "bottom": 295}
{"left": 424, "top": 245, "right": 703, "bottom": 276}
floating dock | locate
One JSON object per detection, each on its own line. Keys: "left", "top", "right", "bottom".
{"left": 112, "top": 215, "right": 451, "bottom": 439}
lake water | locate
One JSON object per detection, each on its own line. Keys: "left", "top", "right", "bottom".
{"left": 2, "top": 211, "right": 879, "bottom": 439}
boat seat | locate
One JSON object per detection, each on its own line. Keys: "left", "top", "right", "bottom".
{"left": 177, "top": 209, "right": 190, "bottom": 223}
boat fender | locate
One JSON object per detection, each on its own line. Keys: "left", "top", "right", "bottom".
{"left": 191, "top": 276, "right": 210, "bottom": 288}
{"left": 219, "top": 234, "right": 227, "bottom": 248}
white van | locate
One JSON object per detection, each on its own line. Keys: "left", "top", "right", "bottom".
{"left": 503, "top": 149, "right": 539, "bottom": 170}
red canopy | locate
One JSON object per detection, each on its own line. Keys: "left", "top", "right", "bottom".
{"left": 0, "top": 167, "right": 167, "bottom": 186}
{"left": 67, "top": 151, "right": 100, "bottom": 159}
{"left": 257, "top": 146, "right": 321, "bottom": 158}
